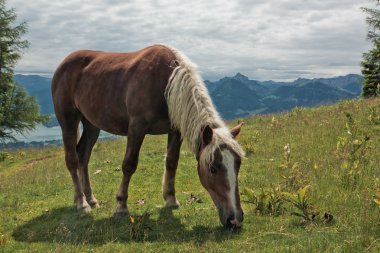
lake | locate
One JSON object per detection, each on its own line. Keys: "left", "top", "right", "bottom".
{"left": 11, "top": 124, "right": 114, "bottom": 143}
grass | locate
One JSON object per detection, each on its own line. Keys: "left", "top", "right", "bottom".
{"left": 0, "top": 98, "right": 380, "bottom": 252}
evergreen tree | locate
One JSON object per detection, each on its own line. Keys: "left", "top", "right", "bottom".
{"left": 0, "top": 0, "right": 47, "bottom": 141}
{"left": 361, "top": 2, "right": 380, "bottom": 97}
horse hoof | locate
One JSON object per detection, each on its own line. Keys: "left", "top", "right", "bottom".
{"left": 165, "top": 199, "right": 180, "bottom": 209}
{"left": 87, "top": 195, "right": 99, "bottom": 208}
{"left": 79, "top": 205, "right": 92, "bottom": 214}
{"left": 113, "top": 211, "right": 129, "bottom": 220}
{"left": 91, "top": 203, "right": 100, "bottom": 208}
{"left": 88, "top": 200, "right": 100, "bottom": 208}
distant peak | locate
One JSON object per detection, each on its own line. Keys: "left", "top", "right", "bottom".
{"left": 232, "top": 72, "right": 249, "bottom": 81}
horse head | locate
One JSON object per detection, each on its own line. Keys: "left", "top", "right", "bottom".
{"left": 196, "top": 123, "right": 245, "bottom": 228}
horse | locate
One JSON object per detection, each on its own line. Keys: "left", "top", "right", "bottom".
{"left": 51, "top": 44, "right": 245, "bottom": 228}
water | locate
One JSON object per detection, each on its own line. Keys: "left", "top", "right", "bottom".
{"left": 11, "top": 124, "right": 115, "bottom": 143}
{"left": 13, "top": 125, "right": 63, "bottom": 142}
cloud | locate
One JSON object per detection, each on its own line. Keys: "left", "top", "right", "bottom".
{"left": 8, "top": 0, "right": 373, "bottom": 81}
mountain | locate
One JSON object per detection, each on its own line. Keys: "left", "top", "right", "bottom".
{"left": 206, "top": 73, "right": 271, "bottom": 97}
{"left": 210, "top": 77, "right": 265, "bottom": 119}
{"left": 295, "top": 74, "right": 363, "bottom": 89}
{"left": 206, "top": 73, "right": 362, "bottom": 119}
{"left": 14, "top": 74, "right": 54, "bottom": 115}
{"left": 13, "top": 73, "right": 363, "bottom": 124}
{"left": 265, "top": 81, "right": 357, "bottom": 112}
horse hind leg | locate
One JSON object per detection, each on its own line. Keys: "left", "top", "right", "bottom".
{"left": 59, "top": 112, "right": 91, "bottom": 213}
{"left": 77, "top": 118, "right": 100, "bottom": 208}
{"left": 162, "top": 130, "right": 182, "bottom": 208}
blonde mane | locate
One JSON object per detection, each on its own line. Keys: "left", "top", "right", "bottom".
{"left": 162, "top": 45, "right": 245, "bottom": 167}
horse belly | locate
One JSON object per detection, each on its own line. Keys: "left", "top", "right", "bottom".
{"left": 81, "top": 107, "right": 130, "bottom": 136}
{"left": 147, "top": 119, "right": 171, "bottom": 135}
{"left": 77, "top": 96, "right": 171, "bottom": 136}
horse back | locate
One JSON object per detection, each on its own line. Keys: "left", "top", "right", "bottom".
{"left": 52, "top": 45, "right": 177, "bottom": 135}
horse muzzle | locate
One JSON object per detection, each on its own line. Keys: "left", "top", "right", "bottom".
{"left": 219, "top": 207, "right": 244, "bottom": 229}
{"left": 226, "top": 214, "right": 243, "bottom": 228}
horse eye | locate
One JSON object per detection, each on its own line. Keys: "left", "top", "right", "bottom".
{"left": 210, "top": 166, "right": 217, "bottom": 174}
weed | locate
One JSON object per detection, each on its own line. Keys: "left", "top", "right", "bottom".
{"left": 374, "top": 193, "right": 380, "bottom": 208}
{"left": 368, "top": 106, "right": 380, "bottom": 125}
{"left": 288, "top": 106, "right": 304, "bottom": 117}
{"left": 0, "top": 150, "right": 12, "bottom": 162}
{"left": 242, "top": 185, "right": 286, "bottom": 216}
{"left": 336, "top": 112, "right": 370, "bottom": 187}
{"left": 241, "top": 130, "right": 260, "bottom": 156}
{"left": 282, "top": 185, "right": 319, "bottom": 224}
{"left": 129, "top": 212, "right": 152, "bottom": 241}
{"left": 280, "top": 143, "right": 291, "bottom": 170}
{"left": 373, "top": 178, "right": 380, "bottom": 210}
{"left": 280, "top": 144, "right": 308, "bottom": 190}
{"left": 270, "top": 116, "right": 281, "bottom": 128}
{"left": 323, "top": 212, "right": 334, "bottom": 224}
{"left": 0, "top": 233, "right": 6, "bottom": 247}
{"left": 186, "top": 193, "right": 203, "bottom": 205}
{"left": 243, "top": 143, "right": 311, "bottom": 217}
{"left": 281, "top": 163, "right": 308, "bottom": 191}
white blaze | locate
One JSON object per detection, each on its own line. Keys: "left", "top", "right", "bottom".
{"left": 221, "top": 149, "right": 237, "bottom": 214}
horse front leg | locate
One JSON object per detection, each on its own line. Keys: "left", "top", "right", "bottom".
{"left": 114, "top": 125, "right": 145, "bottom": 218}
{"left": 162, "top": 130, "right": 182, "bottom": 208}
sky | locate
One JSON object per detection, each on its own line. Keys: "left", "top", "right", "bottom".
{"left": 7, "top": 0, "right": 375, "bottom": 81}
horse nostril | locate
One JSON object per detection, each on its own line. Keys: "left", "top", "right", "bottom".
{"left": 226, "top": 215, "right": 234, "bottom": 228}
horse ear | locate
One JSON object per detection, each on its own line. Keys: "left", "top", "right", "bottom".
{"left": 230, "top": 122, "right": 244, "bottom": 139}
{"left": 202, "top": 125, "right": 213, "bottom": 146}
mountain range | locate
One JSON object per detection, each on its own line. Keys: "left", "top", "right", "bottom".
{"left": 206, "top": 73, "right": 362, "bottom": 119}
{"left": 14, "top": 73, "right": 363, "bottom": 124}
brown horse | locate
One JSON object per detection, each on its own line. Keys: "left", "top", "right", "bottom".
{"left": 52, "top": 44, "right": 245, "bottom": 228}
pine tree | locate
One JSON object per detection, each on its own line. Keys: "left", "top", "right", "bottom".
{"left": 0, "top": 0, "right": 47, "bottom": 141}
{"left": 361, "top": 2, "right": 380, "bottom": 97}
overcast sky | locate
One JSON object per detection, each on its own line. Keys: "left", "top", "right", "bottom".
{"left": 7, "top": 0, "right": 374, "bottom": 81}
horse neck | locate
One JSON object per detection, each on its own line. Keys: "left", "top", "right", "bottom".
{"left": 165, "top": 67, "right": 226, "bottom": 154}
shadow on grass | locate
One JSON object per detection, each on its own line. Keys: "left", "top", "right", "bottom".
{"left": 12, "top": 207, "right": 239, "bottom": 245}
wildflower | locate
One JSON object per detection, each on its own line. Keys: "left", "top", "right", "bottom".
{"left": 284, "top": 143, "right": 290, "bottom": 155}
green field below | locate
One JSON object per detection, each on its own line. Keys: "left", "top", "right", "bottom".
{"left": 1, "top": 98, "right": 380, "bottom": 252}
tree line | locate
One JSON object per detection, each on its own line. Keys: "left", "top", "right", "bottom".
{"left": 361, "top": 0, "right": 380, "bottom": 97}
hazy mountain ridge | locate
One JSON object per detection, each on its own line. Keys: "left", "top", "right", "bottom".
{"left": 15, "top": 75, "right": 54, "bottom": 115}
{"left": 14, "top": 73, "right": 363, "bottom": 123}
{"left": 205, "top": 73, "right": 362, "bottom": 119}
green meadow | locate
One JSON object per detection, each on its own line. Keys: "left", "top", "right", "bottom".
{"left": 0, "top": 98, "right": 379, "bottom": 252}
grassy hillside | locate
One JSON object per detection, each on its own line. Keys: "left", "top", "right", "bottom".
{"left": 0, "top": 98, "right": 379, "bottom": 252}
